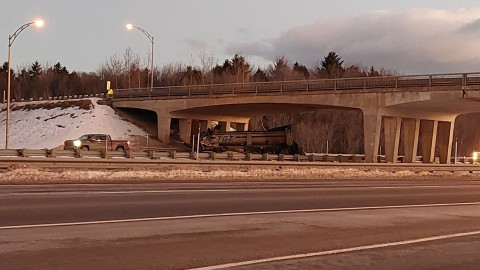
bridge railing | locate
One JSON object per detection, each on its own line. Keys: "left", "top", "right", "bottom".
{"left": 112, "top": 72, "right": 480, "bottom": 99}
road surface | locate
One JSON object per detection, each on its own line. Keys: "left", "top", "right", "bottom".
{"left": 1, "top": 179, "right": 480, "bottom": 269}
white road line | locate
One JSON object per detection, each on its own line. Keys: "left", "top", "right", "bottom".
{"left": 1, "top": 201, "right": 480, "bottom": 230}
{"left": 2, "top": 189, "right": 230, "bottom": 196}
{"left": 1, "top": 184, "right": 471, "bottom": 196}
{"left": 187, "top": 230, "right": 480, "bottom": 270}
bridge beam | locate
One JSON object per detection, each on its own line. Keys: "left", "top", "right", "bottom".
{"left": 437, "top": 121, "right": 455, "bottom": 164}
{"left": 384, "top": 117, "right": 402, "bottom": 163}
{"left": 402, "top": 118, "right": 420, "bottom": 163}
{"left": 421, "top": 120, "right": 438, "bottom": 163}
{"left": 363, "top": 111, "right": 382, "bottom": 163}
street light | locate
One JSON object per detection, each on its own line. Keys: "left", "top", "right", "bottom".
{"left": 5, "top": 19, "right": 44, "bottom": 149}
{"left": 125, "top": 23, "right": 154, "bottom": 90}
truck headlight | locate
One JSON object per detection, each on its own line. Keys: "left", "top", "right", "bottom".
{"left": 73, "top": 140, "right": 81, "bottom": 148}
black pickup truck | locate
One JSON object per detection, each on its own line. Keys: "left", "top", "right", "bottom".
{"left": 64, "top": 134, "right": 130, "bottom": 152}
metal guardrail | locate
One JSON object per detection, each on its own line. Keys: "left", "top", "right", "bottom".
{"left": 0, "top": 149, "right": 477, "bottom": 167}
{"left": 0, "top": 148, "right": 366, "bottom": 163}
{"left": 112, "top": 72, "right": 480, "bottom": 100}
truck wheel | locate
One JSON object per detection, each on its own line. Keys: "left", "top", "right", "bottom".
{"left": 116, "top": 146, "right": 125, "bottom": 152}
{"left": 81, "top": 146, "right": 89, "bottom": 151}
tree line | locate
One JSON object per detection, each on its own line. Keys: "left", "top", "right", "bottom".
{"left": 0, "top": 49, "right": 393, "bottom": 101}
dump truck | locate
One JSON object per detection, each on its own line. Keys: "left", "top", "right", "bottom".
{"left": 199, "top": 125, "right": 303, "bottom": 154}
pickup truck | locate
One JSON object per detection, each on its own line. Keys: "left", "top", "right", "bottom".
{"left": 64, "top": 134, "right": 130, "bottom": 152}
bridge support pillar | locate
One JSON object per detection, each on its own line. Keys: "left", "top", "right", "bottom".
{"left": 218, "top": 121, "right": 231, "bottom": 132}
{"left": 179, "top": 119, "right": 193, "bottom": 143}
{"left": 421, "top": 120, "right": 438, "bottom": 163}
{"left": 233, "top": 122, "right": 247, "bottom": 131}
{"left": 437, "top": 121, "right": 455, "bottom": 164}
{"left": 200, "top": 120, "right": 212, "bottom": 132}
{"left": 363, "top": 112, "right": 381, "bottom": 163}
{"left": 157, "top": 115, "right": 171, "bottom": 144}
{"left": 384, "top": 117, "right": 401, "bottom": 163}
{"left": 402, "top": 118, "right": 420, "bottom": 163}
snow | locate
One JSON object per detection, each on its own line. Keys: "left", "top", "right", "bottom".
{"left": 0, "top": 166, "right": 478, "bottom": 183}
{"left": 0, "top": 98, "right": 146, "bottom": 149}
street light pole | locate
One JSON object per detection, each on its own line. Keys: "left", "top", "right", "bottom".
{"left": 126, "top": 24, "right": 154, "bottom": 90}
{"left": 5, "top": 20, "right": 44, "bottom": 149}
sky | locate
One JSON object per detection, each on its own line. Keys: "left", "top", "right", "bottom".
{"left": 2, "top": 0, "right": 480, "bottom": 75}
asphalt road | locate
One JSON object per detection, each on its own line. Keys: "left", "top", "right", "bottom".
{"left": 1, "top": 179, "right": 480, "bottom": 269}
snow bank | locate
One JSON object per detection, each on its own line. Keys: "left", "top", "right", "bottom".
{"left": 0, "top": 166, "right": 477, "bottom": 184}
{"left": 0, "top": 98, "right": 146, "bottom": 149}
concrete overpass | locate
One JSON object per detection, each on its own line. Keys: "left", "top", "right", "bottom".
{"left": 111, "top": 72, "right": 480, "bottom": 164}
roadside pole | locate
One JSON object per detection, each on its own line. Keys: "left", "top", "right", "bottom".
{"left": 196, "top": 123, "right": 201, "bottom": 160}
{"left": 455, "top": 138, "right": 458, "bottom": 164}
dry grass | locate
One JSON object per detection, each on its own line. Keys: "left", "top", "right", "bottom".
{"left": 0, "top": 165, "right": 478, "bottom": 184}
{"left": 10, "top": 100, "right": 93, "bottom": 112}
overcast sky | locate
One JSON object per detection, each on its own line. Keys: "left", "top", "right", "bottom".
{"left": 2, "top": 0, "right": 480, "bottom": 74}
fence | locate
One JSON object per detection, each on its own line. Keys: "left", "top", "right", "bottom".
{"left": 113, "top": 72, "right": 480, "bottom": 100}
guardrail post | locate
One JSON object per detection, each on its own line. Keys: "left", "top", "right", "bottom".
{"left": 279, "top": 154, "right": 285, "bottom": 161}
{"left": 102, "top": 150, "right": 109, "bottom": 159}
{"left": 294, "top": 154, "right": 300, "bottom": 162}
{"left": 308, "top": 155, "right": 315, "bottom": 162}
{"left": 20, "top": 148, "right": 27, "bottom": 158}
{"left": 280, "top": 83, "right": 283, "bottom": 93}
{"left": 48, "top": 149, "right": 56, "bottom": 158}
{"left": 255, "top": 85, "right": 258, "bottom": 94}
{"left": 334, "top": 81, "right": 337, "bottom": 91}
{"left": 262, "top": 153, "right": 270, "bottom": 161}
{"left": 228, "top": 152, "right": 235, "bottom": 160}
{"left": 126, "top": 149, "right": 133, "bottom": 159}
{"left": 246, "top": 153, "right": 252, "bottom": 161}
{"left": 429, "top": 75, "right": 432, "bottom": 87}
{"left": 210, "top": 152, "right": 216, "bottom": 160}
{"left": 169, "top": 150, "right": 177, "bottom": 159}
{"left": 232, "top": 84, "right": 235, "bottom": 94}
{"left": 395, "top": 77, "right": 398, "bottom": 88}
{"left": 76, "top": 149, "right": 82, "bottom": 158}
{"left": 306, "top": 81, "right": 309, "bottom": 92}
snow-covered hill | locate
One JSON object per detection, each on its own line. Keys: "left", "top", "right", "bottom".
{"left": 0, "top": 98, "right": 146, "bottom": 149}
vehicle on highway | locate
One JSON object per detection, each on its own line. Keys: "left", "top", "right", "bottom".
{"left": 199, "top": 125, "right": 304, "bottom": 154}
{"left": 64, "top": 134, "right": 130, "bottom": 152}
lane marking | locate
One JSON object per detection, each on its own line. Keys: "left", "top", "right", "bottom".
{"left": 187, "top": 230, "right": 480, "bottom": 270}
{"left": 2, "top": 189, "right": 230, "bottom": 196}
{"left": 2, "top": 184, "right": 476, "bottom": 196}
{"left": 1, "top": 201, "right": 480, "bottom": 230}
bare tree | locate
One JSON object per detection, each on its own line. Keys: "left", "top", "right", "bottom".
{"left": 101, "top": 54, "right": 123, "bottom": 88}
{"left": 198, "top": 50, "right": 216, "bottom": 84}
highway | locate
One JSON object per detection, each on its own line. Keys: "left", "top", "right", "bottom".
{"left": 1, "top": 179, "right": 480, "bottom": 269}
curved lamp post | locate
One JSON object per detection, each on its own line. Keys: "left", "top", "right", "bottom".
{"left": 5, "top": 19, "right": 44, "bottom": 149}
{"left": 126, "top": 23, "right": 154, "bottom": 90}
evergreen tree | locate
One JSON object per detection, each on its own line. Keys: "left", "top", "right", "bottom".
{"left": 292, "top": 62, "right": 310, "bottom": 80}
{"left": 317, "top": 51, "right": 344, "bottom": 78}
